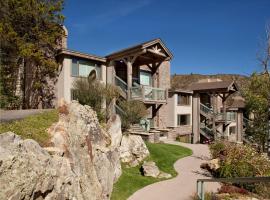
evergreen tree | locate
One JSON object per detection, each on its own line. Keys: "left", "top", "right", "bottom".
{"left": 0, "top": 0, "right": 65, "bottom": 109}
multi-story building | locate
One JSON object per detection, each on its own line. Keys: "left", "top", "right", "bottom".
{"left": 56, "top": 27, "right": 247, "bottom": 144}
{"left": 56, "top": 28, "right": 172, "bottom": 130}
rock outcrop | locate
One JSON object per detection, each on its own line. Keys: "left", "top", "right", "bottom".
{"left": 119, "top": 134, "right": 150, "bottom": 167}
{"left": 0, "top": 101, "right": 123, "bottom": 200}
{"left": 200, "top": 158, "right": 220, "bottom": 173}
{"left": 141, "top": 161, "right": 172, "bottom": 179}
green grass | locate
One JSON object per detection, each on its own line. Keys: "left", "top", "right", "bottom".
{"left": 111, "top": 142, "right": 192, "bottom": 200}
{"left": 0, "top": 110, "right": 58, "bottom": 146}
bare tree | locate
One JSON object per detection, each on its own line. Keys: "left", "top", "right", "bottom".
{"left": 257, "top": 23, "right": 270, "bottom": 74}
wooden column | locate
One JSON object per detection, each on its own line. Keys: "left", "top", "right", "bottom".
{"left": 222, "top": 94, "right": 228, "bottom": 139}
{"left": 192, "top": 93, "right": 200, "bottom": 143}
{"left": 127, "top": 59, "right": 132, "bottom": 87}
{"left": 212, "top": 94, "right": 217, "bottom": 140}
{"left": 236, "top": 110, "right": 243, "bottom": 143}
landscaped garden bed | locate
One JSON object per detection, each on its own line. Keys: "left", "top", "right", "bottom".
{"left": 111, "top": 142, "right": 192, "bottom": 200}
{"left": 199, "top": 141, "right": 270, "bottom": 200}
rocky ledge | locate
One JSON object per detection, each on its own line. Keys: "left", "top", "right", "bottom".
{"left": 0, "top": 101, "right": 150, "bottom": 200}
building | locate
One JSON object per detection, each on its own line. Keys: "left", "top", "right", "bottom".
{"left": 56, "top": 28, "right": 172, "bottom": 130}
{"left": 56, "top": 28, "right": 247, "bottom": 144}
{"left": 166, "top": 89, "right": 193, "bottom": 142}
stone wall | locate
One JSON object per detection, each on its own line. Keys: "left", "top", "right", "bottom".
{"left": 157, "top": 61, "right": 171, "bottom": 128}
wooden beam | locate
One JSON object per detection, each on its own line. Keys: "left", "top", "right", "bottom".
{"left": 147, "top": 49, "right": 167, "bottom": 58}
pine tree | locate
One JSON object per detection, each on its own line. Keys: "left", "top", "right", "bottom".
{"left": 0, "top": 0, "right": 65, "bottom": 109}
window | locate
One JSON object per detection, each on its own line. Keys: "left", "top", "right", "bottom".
{"left": 229, "top": 126, "right": 236, "bottom": 135}
{"left": 71, "top": 89, "right": 78, "bottom": 100}
{"left": 71, "top": 58, "right": 101, "bottom": 78}
{"left": 177, "top": 93, "right": 190, "bottom": 105}
{"left": 140, "top": 71, "right": 152, "bottom": 86}
{"left": 177, "top": 114, "right": 190, "bottom": 126}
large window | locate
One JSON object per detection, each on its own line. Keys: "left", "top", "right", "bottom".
{"left": 177, "top": 114, "right": 190, "bottom": 126}
{"left": 140, "top": 71, "right": 152, "bottom": 86}
{"left": 177, "top": 93, "right": 190, "bottom": 105}
{"left": 71, "top": 58, "right": 101, "bottom": 78}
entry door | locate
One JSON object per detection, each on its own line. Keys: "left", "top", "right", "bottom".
{"left": 140, "top": 71, "right": 152, "bottom": 86}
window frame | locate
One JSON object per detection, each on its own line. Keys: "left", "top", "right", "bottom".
{"left": 139, "top": 70, "right": 152, "bottom": 86}
{"left": 177, "top": 114, "right": 191, "bottom": 126}
{"left": 177, "top": 93, "right": 191, "bottom": 106}
{"left": 71, "top": 58, "right": 101, "bottom": 78}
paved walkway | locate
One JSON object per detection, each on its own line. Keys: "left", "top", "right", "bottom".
{"left": 128, "top": 140, "right": 220, "bottom": 200}
{"left": 0, "top": 109, "right": 53, "bottom": 122}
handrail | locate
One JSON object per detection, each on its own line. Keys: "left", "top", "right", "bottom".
{"left": 115, "top": 75, "right": 127, "bottom": 86}
{"left": 196, "top": 176, "right": 270, "bottom": 200}
{"left": 130, "top": 85, "right": 166, "bottom": 101}
{"left": 115, "top": 104, "right": 126, "bottom": 116}
{"left": 115, "top": 75, "right": 128, "bottom": 91}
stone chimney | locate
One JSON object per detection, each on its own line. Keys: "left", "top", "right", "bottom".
{"left": 62, "top": 25, "right": 68, "bottom": 49}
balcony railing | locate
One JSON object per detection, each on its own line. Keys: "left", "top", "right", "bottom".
{"left": 115, "top": 75, "right": 128, "bottom": 92}
{"left": 130, "top": 86, "right": 167, "bottom": 102}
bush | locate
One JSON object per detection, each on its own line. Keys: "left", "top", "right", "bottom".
{"left": 209, "top": 142, "right": 226, "bottom": 158}
{"left": 73, "top": 77, "right": 119, "bottom": 122}
{"left": 118, "top": 100, "right": 148, "bottom": 130}
{"left": 209, "top": 142, "right": 270, "bottom": 198}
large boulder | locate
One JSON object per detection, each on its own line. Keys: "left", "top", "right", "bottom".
{"left": 0, "top": 101, "right": 122, "bottom": 200}
{"left": 141, "top": 161, "right": 160, "bottom": 177}
{"left": 141, "top": 161, "right": 172, "bottom": 179}
{"left": 120, "top": 134, "right": 150, "bottom": 167}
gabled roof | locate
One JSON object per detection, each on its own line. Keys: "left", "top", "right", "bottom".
{"left": 58, "top": 49, "right": 106, "bottom": 63}
{"left": 106, "top": 38, "right": 173, "bottom": 60}
{"left": 189, "top": 81, "right": 239, "bottom": 93}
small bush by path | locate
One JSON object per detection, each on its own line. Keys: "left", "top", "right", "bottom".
{"left": 111, "top": 142, "right": 192, "bottom": 200}
{"left": 0, "top": 110, "right": 58, "bottom": 146}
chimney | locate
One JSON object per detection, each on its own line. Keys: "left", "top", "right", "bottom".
{"left": 62, "top": 25, "right": 68, "bottom": 49}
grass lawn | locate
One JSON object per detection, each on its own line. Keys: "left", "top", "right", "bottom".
{"left": 111, "top": 142, "right": 192, "bottom": 200}
{"left": 0, "top": 110, "right": 58, "bottom": 146}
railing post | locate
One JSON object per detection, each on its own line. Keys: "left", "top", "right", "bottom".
{"left": 142, "top": 86, "right": 145, "bottom": 101}
{"left": 201, "top": 181, "right": 204, "bottom": 200}
{"left": 196, "top": 181, "right": 200, "bottom": 199}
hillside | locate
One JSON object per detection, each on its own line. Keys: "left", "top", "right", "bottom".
{"left": 171, "top": 74, "right": 249, "bottom": 92}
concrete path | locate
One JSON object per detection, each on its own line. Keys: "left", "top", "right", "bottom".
{"left": 128, "top": 140, "right": 220, "bottom": 200}
{"left": 0, "top": 109, "right": 53, "bottom": 122}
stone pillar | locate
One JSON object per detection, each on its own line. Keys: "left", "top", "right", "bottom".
{"left": 106, "top": 61, "right": 115, "bottom": 84}
{"left": 192, "top": 93, "right": 200, "bottom": 143}
{"left": 101, "top": 64, "right": 107, "bottom": 84}
{"left": 106, "top": 61, "right": 115, "bottom": 114}
{"left": 236, "top": 111, "right": 243, "bottom": 143}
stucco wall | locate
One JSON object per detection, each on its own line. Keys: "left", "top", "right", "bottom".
{"left": 56, "top": 57, "right": 72, "bottom": 105}
{"left": 166, "top": 93, "right": 193, "bottom": 135}
{"left": 56, "top": 57, "right": 106, "bottom": 106}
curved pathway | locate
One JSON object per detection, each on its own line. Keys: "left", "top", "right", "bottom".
{"left": 128, "top": 140, "right": 220, "bottom": 200}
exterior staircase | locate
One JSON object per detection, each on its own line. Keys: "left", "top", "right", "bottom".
{"left": 129, "top": 124, "right": 145, "bottom": 133}
{"left": 115, "top": 75, "right": 128, "bottom": 99}
{"left": 199, "top": 103, "right": 227, "bottom": 141}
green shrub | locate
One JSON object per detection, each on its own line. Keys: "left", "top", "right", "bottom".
{"left": 209, "top": 142, "right": 226, "bottom": 158}
{"left": 117, "top": 100, "right": 148, "bottom": 130}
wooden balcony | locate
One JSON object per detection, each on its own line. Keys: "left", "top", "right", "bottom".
{"left": 130, "top": 86, "right": 167, "bottom": 104}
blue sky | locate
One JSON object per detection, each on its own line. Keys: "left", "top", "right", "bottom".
{"left": 63, "top": 0, "right": 270, "bottom": 75}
